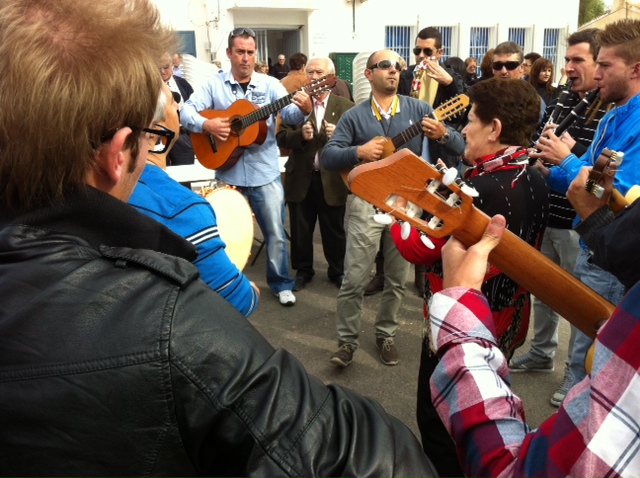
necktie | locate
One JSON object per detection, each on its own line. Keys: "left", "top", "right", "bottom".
{"left": 313, "top": 100, "right": 325, "bottom": 170}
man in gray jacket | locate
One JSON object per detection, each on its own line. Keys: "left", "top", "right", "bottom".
{"left": 0, "top": 0, "right": 437, "bottom": 476}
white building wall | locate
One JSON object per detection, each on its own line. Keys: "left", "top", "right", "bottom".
{"left": 152, "top": 0, "right": 579, "bottom": 78}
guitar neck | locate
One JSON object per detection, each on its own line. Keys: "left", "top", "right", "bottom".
{"left": 347, "top": 150, "right": 615, "bottom": 339}
{"left": 390, "top": 122, "right": 423, "bottom": 150}
{"left": 238, "top": 93, "right": 293, "bottom": 130}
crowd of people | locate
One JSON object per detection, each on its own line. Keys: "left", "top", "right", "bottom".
{"left": 2, "top": 0, "right": 640, "bottom": 475}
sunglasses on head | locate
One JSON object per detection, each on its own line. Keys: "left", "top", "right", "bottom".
{"left": 367, "top": 60, "right": 402, "bottom": 71}
{"left": 229, "top": 27, "right": 256, "bottom": 39}
{"left": 413, "top": 47, "right": 434, "bottom": 57}
{"left": 492, "top": 61, "right": 521, "bottom": 71}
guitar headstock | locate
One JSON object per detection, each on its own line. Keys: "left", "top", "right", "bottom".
{"left": 302, "top": 74, "right": 337, "bottom": 97}
{"left": 432, "top": 94, "right": 469, "bottom": 122}
{"left": 586, "top": 148, "right": 623, "bottom": 198}
{"left": 348, "top": 150, "right": 476, "bottom": 238}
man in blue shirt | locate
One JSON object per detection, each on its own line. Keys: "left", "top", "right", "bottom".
{"left": 534, "top": 18, "right": 640, "bottom": 389}
{"left": 181, "top": 28, "right": 312, "bottom": 306}
{"left": 130, "top": 84, "right": 259, "bottom": 318}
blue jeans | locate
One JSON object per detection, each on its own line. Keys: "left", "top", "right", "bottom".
{"left": 530, "top": 227, "right": 580, "bottom": 362}
{"left": 241, "top": 177, "right": 294, "bottom": 294}
{"left": 569, "top": 248, "right": 626, "bottom": 386}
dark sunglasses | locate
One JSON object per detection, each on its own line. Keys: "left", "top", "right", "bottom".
{"left": 492, "top": 61, "right": 521, "bottom": 71}
{"left": 145, "top": 123, "right": 175, "bottom": 154}
{"left": 367, "top": 60, "right": 402, "bottom": 71}
{"left": 413, "top": 47, "right": 434, "bottom": 57}
{"left": 229, "top": 27, "right": 256, "bottom": 39}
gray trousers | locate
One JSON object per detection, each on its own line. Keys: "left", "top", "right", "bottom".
{"left": 336, "top": 196, "right": 409, "bottom": 348}
{"left": 530, "top": 227, "right": 580, "bottom": 362}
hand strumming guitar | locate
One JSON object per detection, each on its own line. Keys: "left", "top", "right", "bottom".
{"left": 203, "top": 116, "right": 231, "bottom": 142}
{"left": 356, "top": 137, "right": 387, "bottom": 163}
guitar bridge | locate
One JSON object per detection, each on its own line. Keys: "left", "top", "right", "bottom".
{"left": 207, "top": 133, "right": 218, "bottom": 153}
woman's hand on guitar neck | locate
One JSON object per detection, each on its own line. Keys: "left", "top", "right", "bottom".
{"left": 203, "top": 117, "right": 231, "bottom": 142}
{"left": 567, "top": 166, "right": 613, "bottom": 220}
{"left": 441, "top": 214, "right": 506, "bottom": 291}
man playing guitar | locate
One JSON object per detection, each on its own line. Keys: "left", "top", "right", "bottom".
{"left": 180, "top": 28, "right": 312, "bottom": 306}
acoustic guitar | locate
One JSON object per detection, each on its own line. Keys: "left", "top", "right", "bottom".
{"left": 348, "top": 149, "right": 615, "bottom": 339}
{"left": 340, "top": 94, "right": 469, "bottom": 185}
{"left": 192, "top": 74, "right": 337, "bottom": 171}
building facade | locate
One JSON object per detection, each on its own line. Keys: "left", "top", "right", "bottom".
{"left": 152, "top": 0, "right": 579, "bottom": 85}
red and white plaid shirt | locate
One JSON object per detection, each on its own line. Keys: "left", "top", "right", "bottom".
{"left": 429, "top": 285, "right": 640, "bottom": 477}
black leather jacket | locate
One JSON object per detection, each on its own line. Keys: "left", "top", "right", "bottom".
{"left": 0, "top": 187, "right": 437, "bottom": 476}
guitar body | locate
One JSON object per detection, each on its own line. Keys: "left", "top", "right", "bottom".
{"left": 190, "top": 75, "right": 336, "bottom": 171}
{"left": 348, "top": 150, "right": 615, "bottom": 339}
{"left": 340, "top": 94, "right": 469, "bottom": 186}
{"left": 339, "top": 136, "right": 396, "bottom": 185}
{"left": 192, "top": 100, "right": 268, "bottom": 171}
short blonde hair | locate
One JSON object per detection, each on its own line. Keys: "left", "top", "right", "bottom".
{"left": 0, "top": 0, "right": 177, "bottom": 212}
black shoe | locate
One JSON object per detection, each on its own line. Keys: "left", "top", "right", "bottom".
{"left": 364, "top": 273, "right": 384, "bottom": 296}
{"left": 330, "top": 274, "right": 344, "bottom": 288}
{"left": 293, "top": 274, "right": 311, "bottom": 291}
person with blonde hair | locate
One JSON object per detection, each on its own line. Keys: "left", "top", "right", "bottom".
{"left": 0, "top": 0, "right": 439, "bottom": 475}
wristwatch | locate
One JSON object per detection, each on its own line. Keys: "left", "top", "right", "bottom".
{"left": 437, "top": 130, "right": 450, "bottom": 144}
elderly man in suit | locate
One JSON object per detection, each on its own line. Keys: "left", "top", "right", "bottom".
{"left": 276, "top": 57, "right": 354, "bottom": 291}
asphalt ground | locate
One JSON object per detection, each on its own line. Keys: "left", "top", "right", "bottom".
{"left": 242, "top": 197, "right": 572, "bottom": 439}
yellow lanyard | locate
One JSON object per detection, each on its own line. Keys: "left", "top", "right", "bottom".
{"left": 371, "top": 96, "right": 399, "bottom": 121}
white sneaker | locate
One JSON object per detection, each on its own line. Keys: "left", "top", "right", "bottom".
{"left": 276, "top": 290, "right": 296, "bottom": 306}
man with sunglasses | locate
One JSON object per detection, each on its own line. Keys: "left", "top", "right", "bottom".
{"left": 0, "top": 1, "right": 441, "bottom": 475}
{"left": 323, "top": 49, "right": 465, "bottom": 368}
{"left": 181, "top": 27, "right": 313, "bottom": 307}
{"left": 397, "top": 27, "right": 465, "bottom": 298}
{"left": 492, "top": 41, "right": 525, "bottom": 80}
{"left": 398, "top": 27, "right": 463, "bottom": 106}
{"left": 129, "top": 84, "right": 260, "bottom": 318}
{"left": 493, "top": 41, "right": 547, "bottom": 118}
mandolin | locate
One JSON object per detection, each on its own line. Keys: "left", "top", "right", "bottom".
{"left": 585, "top": 147, "right": 640, "bottom": 212}
{"left": 340, "top": 93, "right": 469, "bottom": 185}
{"left": 348, "top": 149, "right": 615, "bottom": 339}
{"left": 192, "top": 74, "right": 336, "bottom": 171}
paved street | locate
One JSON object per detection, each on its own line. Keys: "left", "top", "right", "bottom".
{"left": 242, "top": 199, "right": 572, "bottom": 440}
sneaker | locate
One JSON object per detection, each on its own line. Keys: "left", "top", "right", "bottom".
{"left": 550, "top": 367, "right": 574, "bottom": 407}
{"left": 509, "top": 352, "right": 554, "bottom": 373}
{"left": 275, "top": 290, "right": 296, "bottom": 306}
{"left": 376, "top": 337, "right": 399, "bottom": 366}
{"left": 330, "top": 344, "right": 355, "bottom": 367}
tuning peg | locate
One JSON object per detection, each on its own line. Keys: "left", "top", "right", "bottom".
{"left": 419, "top": 232, "right": 435, "bottom": 249}
{"left": 442, "top": 167, "right": 458, "bottom": 186}
{"left": 400, "top": 221, "right": 412, "bottom": 240}
{"left": 453, "top": 178, "right": 479, "bottom": 197}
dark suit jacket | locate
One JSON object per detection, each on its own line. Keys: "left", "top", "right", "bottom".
{"left": 398, "top": 62, "right": 465, "bottom": 168}
{"left": 276, "top": 93, "right": 354, "bottom": 206}
{"left": 173, "top": 75, "right": 194, "bottom": 103}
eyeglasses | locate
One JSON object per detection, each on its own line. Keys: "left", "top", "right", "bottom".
{"left": 492, "top": 61, "right": 521, "bottom": 71}
{"left": 367, "top": 60, "right": 402, "bottom": 71}
{"left": 413, "top": 47, "right": 434, "bottom": 57}
{"left": 229, "top": 27, "right": 256, "bottom": 39}
{"left": 144, "top": 123, "right": 175, "bottom": 154}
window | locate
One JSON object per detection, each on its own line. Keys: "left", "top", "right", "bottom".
{"left": 469, "top": 26, "right": 492, "bottom": 70}
{"left": 430, "top": 25, "right": 455, "bottom": 61}
{"left": 385, "top": 25, "right": 412, "bottom": 65}
{"left": 508, "top": 27, "right": 526, "bottom": 49}
{"left": 543, "top": 28, "right": 563, "bottom": 76}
